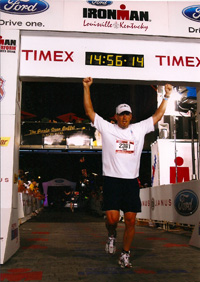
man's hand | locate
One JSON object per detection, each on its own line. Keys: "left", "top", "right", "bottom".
{"left": 83, "top": 77, "right": 95, "bottom": 123}
{"left": 153, "top": 83, "right": 173, "bottom": 125}
{"left": 83, "top": 77, "right": 93, "bottom": 88}
{"left": 165, "top": 84, "right": 173, "bottom": 97}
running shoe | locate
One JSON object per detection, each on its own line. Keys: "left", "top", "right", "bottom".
{"left": 118, "top": 251, "right": 132, "bottom": 268}
{"left": 105, "top": 236, "right": 116, "bottom": 254}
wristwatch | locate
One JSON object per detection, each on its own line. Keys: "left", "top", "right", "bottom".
{"left": 163, "top": 94, "right": 170, "bottom": 101}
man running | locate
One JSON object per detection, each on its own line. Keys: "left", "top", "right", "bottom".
{"left": 83, "top": 77, "right": 172, "bottom": 268}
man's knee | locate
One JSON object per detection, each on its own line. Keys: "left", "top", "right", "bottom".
{"left": 106, "top": 210, "right": 119, "bottom": 225}
{"left": 124, "top": 212, "right": 137, "bottom": 227}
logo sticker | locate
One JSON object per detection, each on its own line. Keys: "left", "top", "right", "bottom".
{"left": 0, "top": 0, "right": 50, "bottom": 15}
{"left": 174, "top": 189, "right": 199, "bottom": 216}
{"left": 83, "top": 3, "right": 150, "bottom": 32}
{"left": 87, "top": 1, "right": 113, "bottom": 6}
{"left": 0, "top": 137, "right": 10, "bottom": 146}
{"left": 0, "top": 35, "right": 16, "bottom": 53}
{"left": 0, "top": 77, "right": 6, "bottom": 102}
{"left": 182, "top": 5, "right": 200, "bottom": 22}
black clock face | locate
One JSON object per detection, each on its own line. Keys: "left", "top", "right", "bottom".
{"left": 85, "top": 52, "right": 144, "bottom": 68}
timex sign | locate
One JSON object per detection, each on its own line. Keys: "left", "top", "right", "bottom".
{"left": 21, "top": 50, "right": 74, "bottom": 62}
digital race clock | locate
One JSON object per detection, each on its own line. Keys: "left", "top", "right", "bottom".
{"left": 85, "top": 52, "right": 144, "bottom": 68}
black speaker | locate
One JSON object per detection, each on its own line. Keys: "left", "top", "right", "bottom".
{"left": 163, "top": 115, "right": 197, "bottom": 139}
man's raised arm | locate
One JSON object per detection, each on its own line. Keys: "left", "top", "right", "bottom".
{"left": 83, "top": 77, "right": 95, "bottom": 124}
{"left": 152, "top": 84, "right": 173, "bottom": 125}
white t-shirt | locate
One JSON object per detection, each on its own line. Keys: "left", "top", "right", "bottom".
{"left": 93, "top": 113, "right": 154, "bottom": 179}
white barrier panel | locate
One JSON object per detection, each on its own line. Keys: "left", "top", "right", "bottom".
{"left": 137, "top": 180, "right": 200, "bottom": 248}
{"left": 138, "top": 188, "right": 151, "bottom": 220}
{"left": 18, "top": 193, "right": 24, "bottom": 219}
{"left": 18, "top": 193, "right": 43, "bottom": 222}
{"left": 0, "top": 29, "right": 20, "bottom": 264}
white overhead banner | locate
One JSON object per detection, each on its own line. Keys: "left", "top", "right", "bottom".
{"left": 168, "top": 1, "right": 200, "bottom": 38}
{"left": 20, "top": 34, "right": 200, "bottom": 83}
{"left": 0, "top": 1, "right": 200, "bottom": 38}
{"left": 64, "top": 1, "right": 169, "bottom": 36}
{"left": 64, "top": 1, "right": 200, "bottom": 38}
{"left": 0, "top": 0, "right": 64, "bottom": 31}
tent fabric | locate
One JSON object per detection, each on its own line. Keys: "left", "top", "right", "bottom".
{"left": 42, "top": 178, "right": 76, "bottom": 206}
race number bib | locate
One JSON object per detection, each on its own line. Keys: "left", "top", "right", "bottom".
{"left": 116, "top": 140, "right": 135, "bottom": 154}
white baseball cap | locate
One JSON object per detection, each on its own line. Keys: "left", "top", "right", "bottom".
{"left": 116, "top": 104, "right": 132, "bottom": 114}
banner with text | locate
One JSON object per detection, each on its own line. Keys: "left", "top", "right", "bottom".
{"left": 20, "top": 34, "right": 200, "bottom": 83}
{"left": 0, "top": 1, "right": 200, "bottom": 38}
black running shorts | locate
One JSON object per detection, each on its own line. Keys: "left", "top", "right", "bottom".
{"left": 102, "top": 176, "right": 141, "bottom": 213}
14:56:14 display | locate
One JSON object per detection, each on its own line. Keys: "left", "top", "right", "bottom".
{"left": 85, "top": 52, "right": 144, "bottom": 68}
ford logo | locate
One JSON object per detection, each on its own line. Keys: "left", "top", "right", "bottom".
{"left": 182, "top": 5, "right": 200, "bottom": 22}
{"left": 174, "top": 189, "right": 199, "bottom": 216}
{"left": 0, "top": 0, "right": 49, "bottom": 15}
{"left": 87, "top": 1, "right": 113, "bottom": 6}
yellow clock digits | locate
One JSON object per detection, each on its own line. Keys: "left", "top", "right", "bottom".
{"left": 107, "top": 55, "right": 114, "bottom": 66}
{"left": 85, "top": 52, "right": 144, "bottom": 68}
{"left": 137, "top": 56, "right": 144, "bottom": 67}
{"left": 94, "top": 54, "right": 101, "bottom": 65}
{"left": 116, "top": 55, "right": 123, "bottom": 66}
{"left": 89, "top": 54, "right": 93, "bottom": 64}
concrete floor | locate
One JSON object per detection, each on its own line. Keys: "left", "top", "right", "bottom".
{"left": 1, "top": 208, "right": 200, "bottom": 282}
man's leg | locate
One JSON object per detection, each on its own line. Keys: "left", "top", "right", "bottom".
{"left": 105, "top": 210, "right": 119, "bottom": 254}
{"left": 105, "top": 210, "right": 119, "bottom": 236}
{"left": 123, "top": 212, "right": 137, "bottom": 251}
{"left": 118, "top": 212, "right": 136, "bottom": 268}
